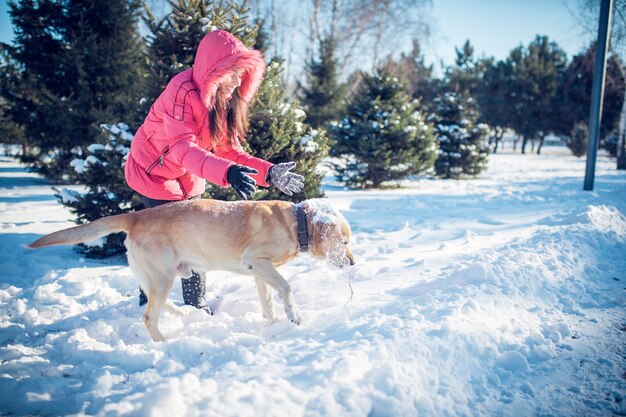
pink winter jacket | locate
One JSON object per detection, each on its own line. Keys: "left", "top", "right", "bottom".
{"left": 125, "top": 30, "right": 273, "bottom": 200}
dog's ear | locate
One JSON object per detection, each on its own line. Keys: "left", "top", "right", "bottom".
{"left": 306, "top": 207, "right": 323, "bottom": 257}
{"left": 302, "top": 200, "right": 348, "bottom": 260}
{"left": 302, "top": 203, "right": 327, "bottom": 257}
{"left": 308, "top": 215, "right": 341, "bottom": 258}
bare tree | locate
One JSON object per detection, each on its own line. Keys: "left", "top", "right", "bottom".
{"left": 249, "top": 0, "right": 431, "bottom": 92}
{"left": 314, "top": 0, "right": 432, "bottom": 70}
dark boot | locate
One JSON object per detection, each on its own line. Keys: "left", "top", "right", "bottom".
{"left": 182, "top": 271, "right": 212, "bottom": 315}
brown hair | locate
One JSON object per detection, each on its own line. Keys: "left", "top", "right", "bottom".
{"left": 208, "top": 86, "right": 249, "bottom": 149}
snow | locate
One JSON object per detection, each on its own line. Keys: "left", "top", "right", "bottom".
{"left": 1, "top": 149, "right": 626, "bottom": 416}
{"left": 58, "top": 188, "right": 81, "bottom": 203}
{"left": 298, "top": 130, "right": 320, "bottom": 153}
{"left": 101, "top": 123, "right": 133, "bottom": 142}
{"left": 87, "top": 144, "right": 105, "bottom": 153}
{"left": 70, "top": 158, "right": 86, "bottom": 174}
{"left": 279, "top": 102, "right": 291, "bottom": 116}
{"left": 120, "top": 131, "right": 134, "bottom": 142}
{"left": 295, "top": 198, "right": 344, "bottom": 225}
{"left": 293, "top": 108, "right": 306, "bottom": 120}
{"left": 84, "top": 155, "right": 101, "bottom": 167}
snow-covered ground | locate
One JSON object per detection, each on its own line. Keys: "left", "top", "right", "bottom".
{"left": 1, "top": 150, "right": 625, "bottom": 417}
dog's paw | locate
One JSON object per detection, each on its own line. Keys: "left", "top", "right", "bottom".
{"left": 262, "top": 310, "right": 278, "bottom": 322}
{"left": 288, "top": 310, "right": 302, "bottom": 325}
{"left": 149, "top": 332, "right": 166, "bottom": 342}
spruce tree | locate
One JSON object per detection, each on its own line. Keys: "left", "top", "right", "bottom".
{"left": 475, "top": 58, "right": 511, "bottom": 153}
{"left": 554, "top": 44, "right": 624, "bottom": 153}
{"left": 0, "top": 51, "right": 27, "bottom": 156}
{"left": 330, "top": 68, "right": 437, "bottom": 189}
{"left": 565, "top": 122, "right": 588, "bottom": 157}
{"left": 446, "top": 40, "right": 481, "bottom": 96}
{"left": 299, "top": 35, "right": 345, "bottom": 131}
{"left": 3, "top": 0, "right": 145, "bottom": 180}
{"left": 433, "top": 92, "right": 489, "bottom": 179}
{"left": 143, "top": 0, "right": 216, "bottom": 106}
{"left": 502, "top": 36, "right": 567, "bottom": 154}
{"left": 1, "top": 0, "right": 66, "bottom": 170}
{"left": 251, "top": 17, "right": 270, "bottom": 54}
{"left": 59, "top": 123, "right": 143, "bottom": 257}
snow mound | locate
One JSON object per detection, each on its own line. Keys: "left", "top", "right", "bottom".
{"left": 495, "top": 351, "right": 529, "bottom": 373}
{"left": 582, "top": 204, "right": 626, "bottom": 237}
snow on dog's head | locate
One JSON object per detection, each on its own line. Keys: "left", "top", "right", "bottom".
{"left": 296, "top": 199, "right": 355, "bottom": 268}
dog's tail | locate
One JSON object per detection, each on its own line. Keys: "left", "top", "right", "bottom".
{"left": 28, "top": 213, "right": 134, "bottom": 249}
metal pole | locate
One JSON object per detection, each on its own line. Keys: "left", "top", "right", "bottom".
{"left": 583, "top": 0, "right": 613, "bottom": 191}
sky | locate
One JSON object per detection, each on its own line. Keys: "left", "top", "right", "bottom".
{"left": 0, "top": 0, "right": 597, "bottom": 68}
{"left": 422, "top": 0, "right": 592, "bottom": 67}
{"left": 0, "top": 1, "right": 13, "bottom": 45}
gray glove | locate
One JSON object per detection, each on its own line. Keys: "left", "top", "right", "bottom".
{"left": 268, "top": 162, "right": 304, "bottom": 196}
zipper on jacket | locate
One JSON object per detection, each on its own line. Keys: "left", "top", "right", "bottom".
{"left": 145, "top": 146, "right": 170, "bottom": 174}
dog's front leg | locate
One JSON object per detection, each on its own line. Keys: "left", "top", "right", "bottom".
{"left": 247, "top": 259, "right": 301, "bottom": 324}
{"left": 254, "top": 277, "right": 277, "bottom": 321}
{"left": 144, "top": 294, "right": 167, "bottom": 342}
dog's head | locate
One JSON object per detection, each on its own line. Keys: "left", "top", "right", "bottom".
{"left": 300, "top": 199, "right": 355, "bottom": 268}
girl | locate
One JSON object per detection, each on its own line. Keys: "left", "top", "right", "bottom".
{"left": 124, "top": 30, "right": 303, "bottom": 313}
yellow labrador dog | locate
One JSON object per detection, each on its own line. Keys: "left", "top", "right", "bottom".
{"left": 28, "top": 198, "right": 355, "bottom": 342}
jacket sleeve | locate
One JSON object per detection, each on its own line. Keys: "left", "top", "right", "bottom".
{"left": 163, "top": 111, "right": 234, "bottom": 186}
{"left": 213, "top": 138, "right": 274, "bottom": 187}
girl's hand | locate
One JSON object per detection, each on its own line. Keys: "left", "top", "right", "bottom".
{"left": 268, "top": 162, "right": 304, "bottom": 196}
{"left": 227, "top": 165, "right": 258, "bottom": 200}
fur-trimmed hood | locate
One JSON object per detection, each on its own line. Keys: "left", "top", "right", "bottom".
{"left": 192, "top": 30, "right": 266, "bottom": 110}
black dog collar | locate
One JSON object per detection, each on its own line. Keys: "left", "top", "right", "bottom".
{"left": 296, "top": 206, "right": 309, "bottom": 252}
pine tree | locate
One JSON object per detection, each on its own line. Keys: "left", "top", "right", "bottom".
{"left": 433, "top": 92, "right": 489, "bottom": 179}
{"left": 1, "top": 0, "right": 66, "bottom": 169}
{"left": 502, "top": 36, "right": 567, "bottom": 154}
{"left": 299, "top": 35, "right": 345, "bottom": 131}
{"left": 144, "top": 0, "right": 215, "bottom": 106}
{"left": 58, "top": 123, "right": 143, "bottom": 257}
{"left": 0, "top": 50, "right": 27, "bottom": 156}
{"left": 0, "top": 100, "right": 26, "bottom": 156}
{"left": 251, "top": 17, "right": 270, "bottom": 54}
{"left": 330, "top": 68, "right": 437, "bottom": 189}
{"left": 554, "top": 43, "right": 625, "bottom": 154}
{"left": 446, "top": 40, "right": 481, "bottom": 96}
{"left": 3, "top": 0, "right": 145, "bottom": 180}
{"left": 564, "top": 122, "right": 588, "bottom": 158}
{"left": 475, "top": 58, "right": 510, "bottom": 153}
